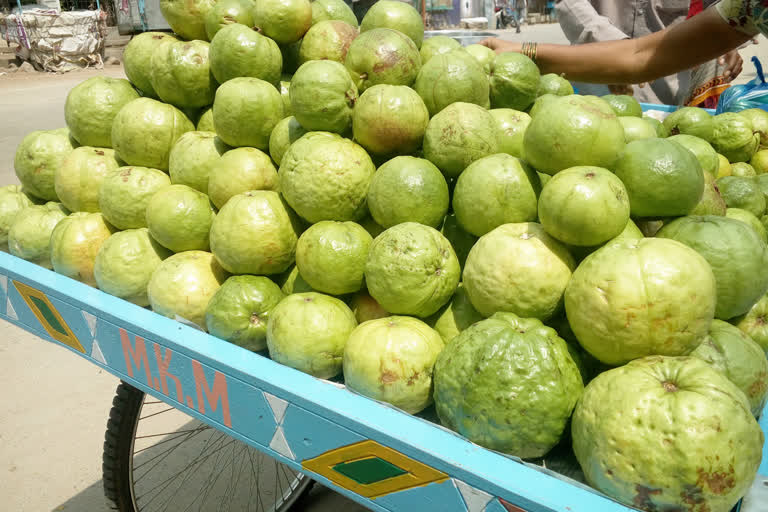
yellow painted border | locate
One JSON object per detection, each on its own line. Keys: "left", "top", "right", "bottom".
{"left": 13, "top": 281, "right": 85, "bottom": 353}
{"left": 302, "top": 439, "right": 449, "bottom": 498}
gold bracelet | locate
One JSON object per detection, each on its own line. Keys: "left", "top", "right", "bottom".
{"left": 521, "top": 42, "right": 538, "bottom": 63}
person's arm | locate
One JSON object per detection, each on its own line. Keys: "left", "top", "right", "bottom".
{"left": 556, "top": 0, "right": 629, "bottom": 44}
{"left": 482, "top": 8, "right": 752, "bottom": 84}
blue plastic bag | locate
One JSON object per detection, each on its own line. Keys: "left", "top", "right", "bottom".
{"left": 716, "top": 56, "right": 768, "bottom": 113}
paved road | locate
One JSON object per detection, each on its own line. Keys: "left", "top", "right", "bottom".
{"left": 0, "top": 22, "right": 766, "bottom": 512}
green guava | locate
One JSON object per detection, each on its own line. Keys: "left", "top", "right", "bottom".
{"left": 298, "top": 20, "right": 358, "bottom": 65}
{"left": 726, "top": 207, "right": 767, "bottom": 242}
{"left": 205, "top": 275, "right": 285, "bottom": 351}
{"left": 352, "top": 84, "right": 428, "bottom": 156}
{"left": 692, "top": 319, "right": 768, "bottom": 416}
{"left": 463, "top": 223, "right": 575, "bottom": 320}
{"left": 344, "top": 28, "right": 420, "bottom": 92}
{"left": 348, "top": 290, "right": 390, "bottom": 323}
{"left": 209, "top": 147, "right": 277, "bottom": 210}
{"left": 419, "top": 35, "right": 459, "bottom": 63}
{"left": 111, "top": 98, "right": 194, "bottom": 171}
{"left": 204, "top": 0, "right": 254, "bottom": 40}
{"left": 572, "top": 356, "right": 763, "bottom": 512}
{"left": 295, "top": 221, "right": 371, "bottom": 295}
{"left": 0, "top": 185, "right": 33, "bottom": 245}
{"left": 123, "top": 32, "right": 178, "bottom": 99}
{"left": 662, "top": 106, "right": 714, "bottom": 140}
{"left": 414, "top": 49, "right": 489, "bottom": 116}
{"left": 360, "top": 0, "right": 423, "bottom": 48}
{"left": 527, "top": 93, "right": 559, "bottom": 117}
{"left": 209, "top": 24, "right": 282, "bottom": 86}
{"left": 50, "top": 212, "right": 114, "bottom": 287}
{"left": 8, "top": 202, "right": 68, "bottom": 268}
{"left": 658, "top": 216, "right": 768, "bottom": 320}
{"left": 290, "top": 60, "right": 358, "bottom": 134}
{"left": 279, "top": 78, "right": 292, "bottom": 116}
{"left": 565, "top": 218, "right": 644, "bottom": 262}
{"left": 491, "top": 109, "right": 531, "bottom": 158}
{"left": 565, "top": 238, "right": 717, "bottom": 364}
{"left": 733, "top": 292, "right": 768, "bottom": 354}
{"left": 739, "top": 107, "right": 768, "bottom": 148}
{"left": 453, "top": 154, "right": 540, "bottom": 237}
{"left": 538, "top": 166, "right": 630, "bottom": 246}
{"left": 489, "top": 52, "right": 540, "bottom": 111}
{"left": 601, "top": 94, "right": 642, "bottom": 117}
{"left": 537, "top": 73, "right": 574, "bottom": 96}
{"left": 732, "top": 162, "right": 758, "bottom": 177}
{"left": 643, "top": 115, "right": 669, "bottom": 137}
{"left": 311, "top": 0, "right": 358, "bottom": 26}
{"left": 196, "top": 107, "right": 215, "bottom": 131}
{"left": 422, "top": 102, "right": 500, "bottom": 178}
{"left": 669, "top": 134, "right": 719, "bottom": 177}
{"left": 160, "top": 0, "right": 214, "bottom": 40}
{"left": 619, "top": 116, "right": 657, "bottom": 143}
{"left": 150, "top": 40, "right": 217, "bottom": 109}
{"left": 210, "top": 190, "right": 300, "bottom": 274}
{"left": 94, "top": 228, "right": 171, "bottom": 306}
{"left": 211, "top": 77, "right": 283, "bottom": 150}
{"left": 268, "top": 117, "right": 308, "bottom": 166}
{"left": 54, "top": 147, "right": 121, "bottom": 213}
{"left": 690, "top": 171, "right": 727, "bottom": 216}
{"left": 464, "top": 44, "right": 496, "bottom": 74}
{"left": 613, "top": 138, "right": 704, "bottom": 217}
{"left": 716, "top": 176, "right": 766, "bottom": 217}
{"left": 426, "top": 283, "right": 484, "bottom": 343}
{"left": 15, "top": 129, "right": 77, "bottom": 201}
{"left": 434, "top": 312, "right": 583, "bottom": 457}
{"left": 99, "top": 166, "right": 171, "bottom": 229}
{"left": 717, "top": 153, "right": 732, "bottom": 177}
{"left": 440, "top": 213, "right": 477, "bottom": 270}
{"left": 64, "top": 77, "right": 139, "bottom": 148}
{"left": 267, "top": 292, "right": 356, "bottom": 378}
{"left": 711, "top": 112, "right": 760, "bottom": 163}
{"left": 279, "top": 265, "right": 316, "bottom": 294}
{"left": 750, "top": 149, "right": 768, "bottom": 173}
{"left": 758, "top": 173, "right": 768, "bottom": 200}
{"left": 168, "top": 131, "right": 229, "bottom": 195}
{"left": 523, "top": 95, "right": 625, "bottom": 175}
{"left": 145, "top": 184, "right": 214, "bottom": 252}
{"left": 148, "top": 250, "right": 228, "bottom": 330}
{"left": 253, "top": 0, "right": 312, "bottom": 44}
{"left": 343, "top": 316, "right": 444, "bottom": 413}
{"left": 367, "top": 156, "right": 449, "bottom": 228}
{"left": 279, "top": 132, "right": 375, "bottom": 222}
{"left": 365, "top": 222, "right": 460, "bottom": 317}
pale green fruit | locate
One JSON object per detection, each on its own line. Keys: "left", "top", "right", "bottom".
{"left": 160, "top": 0, "right": 215, "bottom": 41}
{"left": 55, "top": 147, "right": 121, "bottom": 213}
{"left": 537, "top": 73, "right": 574, "bottom": 96}
{"left": 414, "top": 49, "right": 489, "bottom": 116}
{"left": 50, "top": 212, "right": 115, "bottom": 287}
{"left": 268, "top": 116, "right": 307, "bottom": 166}
{"left": 711, "top": 112, "right": 760, "bottom": 163}
{"left": 208, "top": 147, "right": 278, "bottom": 209}
{"left": 345, "top": 28, "right": 421, "bottom": 92}
{"left": 491, "top": 108, "right": 531, "bottom": 159}
{"left": 0, "top": 185, "right": 34, "bottom": 244}
{"left": 211, "top": 77, "right": 284, "bottom": 149}
{"left": 64, "top": 77, "right": 139, "bottom": 147}
{"left": 619, "top": 116, "right": 657, "bottom": 143}
{"left": 8, "top": 202, "right": 68, "bottom": 268}
{"left": 204, "top": 0, "right": 254, "bottom": 40}
{"left": 726, "top": 207, "right": 768, "bottom": 242}
{"left": 168, "top": 132, "right": 229, "bottom": 195}
{"left": 418, "top": 35, "right": 459, "bottom": 63}
{"left": 290, "top": 60, "right": 358, "bottom": 134}
{"left": 209, "top": 24, "right": 282, "bottom": 85}
{"left": 359, "top": 0, "right": 424, "bottom": 47}
{"left": 311, "top": 0, "right": 358, "bottom": 26}
{"left": 253, "top": 0, "right": 312, "bottom": 45}
{"left": 150, "top": 40, "right": 217, "bottom": 109}
{"left": 145, "top": 185, "right": 214, "bottom": 252}
{"left": 99, "top": 166, "right": 171, "bottom": 230}
{"left": 489, "top": 52, "right": 540, "bottom": 111}
{"left": 662, "top": 106, "right": 714, "bottom": 140}
{"left": 15, "top": 129, "right": 77, "bottom": 201}
{"left": 732, "top": 292, "right": 768, "bottom": 354}
{"left": 669, "top": 134, "right": 719, "bottom": 176}
{"left": 123, "top": 32, "right": 178, "bottom": 98}
{"left": 464, "top": 44, "right": 496, "bottom": 74}
{"left": 298, "top": 20, "right": 358, "bottom": 65}
{"left": 426, "top": 283, "right": 484, "bottom": 343}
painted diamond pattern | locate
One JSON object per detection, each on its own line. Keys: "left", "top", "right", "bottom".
{"left": 6, "top": 296, "right": 17, "bottom": 320}
{"left": 82, "top": 310, "right": 97, "bottom": 337}
{"left": 90, "top": 339, "right": 107, "bottom": 365}
{"left": 454, "top": 479, "right": 494, "bottom": 512}
{"left": 265, "top": 391, "right": 294, "bottom": 460}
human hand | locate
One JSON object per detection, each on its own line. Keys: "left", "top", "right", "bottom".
{"left": 718, "top": 50, "right": 743, "bottom": 81}
{"left": 608, "top": 83, "right": 647, "bottom": 96}
{"left": 479, "top": 38, "right": 522, "bottom": 55}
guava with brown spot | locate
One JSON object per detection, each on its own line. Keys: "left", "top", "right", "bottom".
{"left": 99, "top": 166, "right": 170, "bottom": 230}
{"left": 253, "top": 0, "right": 312, "bottom": 45}
{"left": 55, "top": 147, "right": 122, "bottom": 213}
{"left": 50, "top": 212, "right": 115, "bottom": 287}
{"left": 204, "top": 0, "right": 253, "bottom": 40}
{"left": 311, "top": 0, "right": 358, "bottom": 27}
{"left": 572, "top": 356, "right": 763, "bottom": 512}
{"left": 150, "top": 40, "right": 218, "bottom": 109}
{"left": 732, "top": 292, "right": 768, "bottom": 354}
{"left": 344, "top": 28, "right": 420, "bottom": 92}
{"left": 359, "top": 0, "right": 423, "bottom": 47}
{"left": 123, "top": 32, "right": 178, "bottom": 99}
{"left": 209, "top": 24, "right": 282, "bottom": 86}
{"left": 298, "top": 20, "right": 358, "bottom": 65}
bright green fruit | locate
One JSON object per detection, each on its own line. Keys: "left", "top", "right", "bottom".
{"left": 160, "top": 0, "right": 214, "bottom": 40}
{"left": 658, "top": 215, "right": 768, "bottom": 320}
{"left": 209, "top": 24, "right": 282, "bottom": 86}
{"left": 111, "top": 98, "right": 194, "bottom": 171}
{"left": 613, "top": 138, "right": 704, "bottom": 217}
{"left": 572, "top": 355, "right": 763, "bottom": 512}
{"left": 279, "top": 265, "right": 316, "bottom": 294}
{"left": 537, "top": 73, "right": 573, "bottom": 96}
{"left": 208, "top": 147, "right": 278, "bottom": 209}
{"left": 50, "top": 212, "right": 114, "bottom": 287}
{"left": 279, "top": 132, "right": 374, "bottom": 222}
{"left": 365, "top": 222, "right": 460, "bottom": 317}
{"left": 345, "top": 28, "right": 420, "bottom": 92}
{"left": 643, "top": 115, "right": 669, "bottom": 137}
{"left": 662, "top": 106, "right": 714, "bottom": 140}
{"left": 352, "top": 84, "right": 428, "bottom": 156}
{"left": 55, "top": 147, "right": 121, "bottom": 213}
{"left": 360, "top": 0, "right": 423, "bottom": 48}
{"left": 367, "top": 156, "right": 449, "bottom": 228}
{"left": 290, "top": 60, "right": 358, "bottom": 134}
{"left": 601, "top": 94, "right": 642, "bottom": 117}
{"left": 539, "top": 166, "right": 629, "bottom": 246}
{"left": 414, "top": 49, "right": 489, "bottom": 116}
{"left": 15, "top": 129, "right": 77, "bottom": 201}
{"left": 146, "top": 185, "right": 214, "bottom": 252}
{"left": 204, "top": 0, "right": 254, "bottom": 39}
{"left": 168, "top": 131, "right": 229, "bottom": 194}
{"left": 311, "top": 0, "right": 358, "bottom": 26}
{"left": 726, "top": 207, "right": 767, "bottom": 242}
{"left": 253, "top": 0, "right": 312, "bottom": 44}
{"left": 210, "top": 191, "right": 300, "bottom": 275}
{"left": 65, "top": 77, "right": 139, "bottom": 147}
{"left": 750, "top": 149, "right": 768, "bottom": 173}
{"left": 464, "top": 44, "right": 496, "bottom": 74}
{"left": 267, "top": 292, "right": 357, "bottom": 378}
{"left": 422, "top": 102, "right": 500, "bottom": 178}
{"left": 669, "top": 134, "right": 719, "bottom": 176}
{"left": 489, "top": 52, "right": 540, "bottom": 111}
{"left": 453, "top": 154, "right": 540, "bottom": 237}
{"left": 690, "top": 171, "right": 727, "bottom": 216}
{"left": 148, "top": 250, "right": 228, "bottom": 330}
{"left": 296, "top": 221, "right": 372, "bottom": 295}
{"left": 491, "top": 108, "right": 531, "bottom": 158}
{"left": 150, "top": 40, "right": 217, "bottom": 109}
{"left": 196, "top": 107, "right": 215, "bottom": 131}
{"left": 0, "top": 185, "right": 33, "bottom": 245}
{"left": 565, "top": 218, "right": 644, "bottom": 262}
{"left": 732, "top": 292, "right": 768, "bottom": 354}
{"left": 427, "top": 283, "right": 484, "bottom": 343}
{"left": 94, "top": 228, "right": 171, "bottom": 306}
{"left": 419, "top": 35, "right": 459, "bottom": 63}
{"left": 212, "top": 77, "right": 283, "bottom": 149}
{"left": 99, "top": 166, "right": 170, "bottom": 229}
{"left": 123, "top": 32, "right": 178, "bottom": 98}
{"left": 349, "top": 290, "right": 390, "bottom": 323}
{"left": 343, "top": 316, "right": 444, "bottom": 413}
{"left": 711, "top": 112, "right": 760, "bottom": 163}
{"left": 716, "top": 176, "right": 766, "bottom": 217}
{"left": 8, "top": 202, "right": 68, "bottom": 268}
{"left": 434, "top": 312, "right": 582, "bottom": 457}
{"left": 463, "top": 223, "right": 575, "bottom": 320}
{"left": 268, "top": 117, "right": 308, "bottom": 166}
{"left": 619, "top": 117, "right": 657, "bottom": 143}
{"left": 731, "top": 162, "right": 757, "bottom": 177}
{"left": 739, "top": 107, "right": 768, "bottom": 148}
{"left": 298, "top": 20, "right": 358, "bottom": 65}
{"left": 205, "top": 275, "right": 285, "bottom": 351}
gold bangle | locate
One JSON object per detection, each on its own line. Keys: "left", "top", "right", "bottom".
{"left": 521, "top": 41, "right": 538, "bottom": 63}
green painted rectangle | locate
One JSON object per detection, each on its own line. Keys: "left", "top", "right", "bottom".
{"left": 333, "top": 457, "right": 407, "bottom": 485}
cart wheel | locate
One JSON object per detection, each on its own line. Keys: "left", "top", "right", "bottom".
{"left": 103, "top": 382, "right": 314, "bottom": 511}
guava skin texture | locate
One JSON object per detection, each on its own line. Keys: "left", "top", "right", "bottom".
{"left": 15, "top": 129, "right": 78, "bottom": 201}
{"left": 311, "top": 0, "right": 358, "bottom": 27}
{"left": 564, "top": 238, "right": 718, "bottom": 365}
{"left": 211, "top": 77, "right": 284, "bottom": 150}
{"left": 489, "top": 52, "right": 541, "bottom": 111}
{"left": 207, "top": 147, "right": 278, "bottom": 209}
{"left": 205, "top": 0, "right": 254, "bottom": 40}
{"left": 572, "top": 356, "right": 763, "bottom": 512}
{"left": 601, "top": 94, "right": 643, "bottom": 117}
{"left": 168, "top": 131, "right": 229, "bottom": 195}
{"left": 732, "top": 292, "right": 768, "bottom": 354}
{"left": 669, "top": 133, "right": 719, "bottom": 177}
{"left": 413, "top": 49, "right": 490, "bottom": 116}
{"left": 209, "top": 24, "right": 282, "bottom": 86}
{"left": 123, "top": 32, "right": 179, "bottom": 99}
{"left": 359, "top": 0, "right": 424, "bottom": 48}
{"left": 344, "top": 28, "right": 421, "bottom": 92}
{"left": 711, "top": 112, "right": 760, "bottom": 163}
{"left": 289, "top": 60, "right": 358, "bottom": 134}
{"left": 0, "top": 185, "right": 33, "bottom": 245}
{"left": 434, "top": 312, "right": 583, "bottom": 457}
{"left": 50, "top": 212, "right": 115, "bottom": 287}
{"left": 55, "top": 147, "right": 122, "bottom": 213}
{"left": 267, "top": 292, "right": 357, "bottom": 378}
{"left": 716, "top": 176, "right": 766, "bottom": 217}
{"left": 99, "top": 166, "right": 171, "bottom": 230}
{"left": 298, "top": 20, "right": 358, "bottom": 65}
{"left": 426, "top": 283, "right": 484, "bottom": 343}
{"left": 94, "top": 228, "right": 172, "bottom": 307}
{"left": 365, "top": 222, "right": 461, "bottom": 318}
{"left": 145, "top": 184, "right": 214, "bottom": 252}
{"left": 252, "top": 0, "right": 312, "bottom": 45}
{"left": 64, "top": 77, "right": 139, "bottom": 148}
{"left": 150, "top": 40, "right": 218, "bottom": 109}
{"left": 268, "top": 117, "right": 308, "bottom": 167}
{"left": 343, "top": 316, "right": 444, "bottom": 413}
{"left": 160, "top": 0, "right": 215, "bottom": 41}
{"left": 491, "top": 108, "right": 531, "bottom": 159}
{"left": 419, "top": 35, "right": 459, "bottom": 63}
{"left": 663, "top": 107, "right": 714, "bottom": 140}
{"left": 8, "top": 202, "right": 68, "bottom": 268}
{"left": 205, "top": 275, "right": 285, "bottom": 352}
